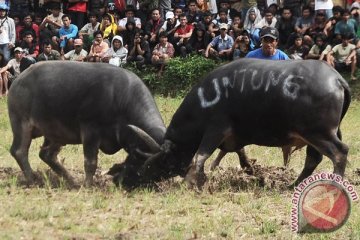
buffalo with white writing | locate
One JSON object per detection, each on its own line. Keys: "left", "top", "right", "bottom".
{"left": 120, "top": 59, "right": 351, "bottom": 189}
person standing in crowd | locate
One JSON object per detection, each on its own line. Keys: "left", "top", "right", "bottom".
{"left": 0, "top": 3, "right": 15, "bottom": 63}
{"left": 245, "top": 27, "right": 289, "bottom": 60}
{"left": 65, "top": 0, "right": 88, "bottom": 29}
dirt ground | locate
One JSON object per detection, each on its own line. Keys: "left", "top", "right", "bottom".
{"left": 1, "top": 162, "right": 359, "bottom": 192}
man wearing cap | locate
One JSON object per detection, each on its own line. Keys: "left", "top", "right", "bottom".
{"left": 245, "top": 27, "right": 289, "bottom": 60}
{"left": 0, "top": 3, "right": 15, "bottom": 63}
{"left": 117, "top": 5, "right": 142, "bottom": 32}
{"left": 205, "top": 22, "right": 234, "bottom": 60}
{"left": 63, "top": 38, "right": 88, "bottom": 61}
{"left": 0, "top": 46, "right": 23, "bottom": 86}
{"left": 159, "top": 11, "right": 180, "bottom": 37}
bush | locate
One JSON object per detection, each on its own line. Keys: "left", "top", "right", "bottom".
{"left": 125, "top": 55, "right": 218, "bottom": 97}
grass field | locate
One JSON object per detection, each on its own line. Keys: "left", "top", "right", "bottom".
{"left": 0, "top": 81, "right": 359, "bottom": 239}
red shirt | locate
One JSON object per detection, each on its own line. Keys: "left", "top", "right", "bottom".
{"left": 175, "top": 24, "right": 194, "bottom": 35}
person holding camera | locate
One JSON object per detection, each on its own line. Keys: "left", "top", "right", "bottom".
{"left": 232, "top": 30, "right": 254, "bottom": 59}
{"left": 127, "top": 29, "right": 151, "bottom": 69}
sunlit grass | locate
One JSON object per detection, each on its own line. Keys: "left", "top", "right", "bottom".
{"left": 0, "top": 92, "right": 359, "bottom": 239}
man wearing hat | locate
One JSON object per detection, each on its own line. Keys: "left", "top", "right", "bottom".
{"left": 0, "top": 46, "right": 23, "bottom": 90}
{"left": 63, "top": 38, "right": 88, "bottom": 61}
{"left": 205, "top": 22, "right": 234, "bottom": 60}
{"left": 245, "top": 27, "right": 289, "bottom": 60}
{"left": 0, "top": 3, "right": 15, "bottom": 63}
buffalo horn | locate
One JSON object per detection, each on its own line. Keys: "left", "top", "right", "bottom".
{"left": 128, "top": 124, "right": 161, "bottom": 152}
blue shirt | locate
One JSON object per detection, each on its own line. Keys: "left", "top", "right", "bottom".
{"left": 245, "top": 48, "right": 289, "bottom": 60}
{"left": 210, "top": 34, "right": 234, "bottom": 52}
{"left": 59, "top": 24, "right": 78, "bottom": 48}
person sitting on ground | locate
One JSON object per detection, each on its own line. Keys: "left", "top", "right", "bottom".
{"left": 245, "top": 27, "right": 289, "bottom": 60}
{"left": 144, "top": 8, "right": 165, "bottom": 49}
{"left": 333, "top": 9, "right": 357, "bottom": 43}
{"left": 63, "top": 38, "right": 88, "bottom": 61}
{"left": 327, "top": 33, "right": 357, "bottom": 81}
{"left": 306, "top": 33, "right": 332, "bottom": 60}
{"left": 186, "top": 22, "right": 212, "bottom": 56}
{"left": 0, "top": 52, "right": 8, "bottom": 96}
{"left": 16, "top": 14, "right": 40, "bottom": 45}
{"left": 120, "top": 17, "right": 137, "bottom": 50}
{"left": 37, "top": 40, "right": 61, "bottom": 61}
{"left": 87, "top": 30, "right": 109, "bottom": 62}
{"left": 286, "top": 33, "right": 310, "bottom": 59}
{"left": 151, "top": 32, "right": 175, "bottom": 76}
{"left": 229, "top": 14, "right": 244, "bottom": 39}
{"left": 208, "top": 8, "right": 231, "bottom": 37}
{"left": 232, "top": 30, "right": 255, "bottom": 59}
{"left": 39, "top": 3, "right": 64, "bottom": 46}
{"left": 159, "top": 11, "right": 180, "bottom": 46}
{"left": 19, "top": 31, "right": 40, "bottom": 61}
{"left": 78, "top": 12, "right": 100, "bottom": 51}
{"left": 174, "top": 13, "right": 194, "bottom": 57}
{"left": 52, "top": 14, "right": 78, "bottom": 54}
{"left": 99, "top": 13, "right": 117, "bottom": 44}
{"left": 254, "top": 8, "right": 277, "bottom": 29}
{"left": 117, "top": 5, "right": 142, "bottom": 33}
{"left": 102, "top": 35, "right": 128, "bottom": 67}
{"left": 0, "top": 47, "right": 23, "bottom": 91}
{"left": 205, "top": 23, "right": 234, "bottom": 61}
{"left": 293, "top": 6, "right": 314, "bottom": 46}
{"left": 127, "top": 29, "right": 151, "bottom": 69}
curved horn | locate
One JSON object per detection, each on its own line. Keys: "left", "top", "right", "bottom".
{"left": 128, "top": 124, "right": 161, "bottom": 152}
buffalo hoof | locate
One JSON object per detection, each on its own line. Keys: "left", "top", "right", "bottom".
{"left": 184, "top": 170, "right": 207, "bottom": 191}
{"left": 244, "top": 166, "right": 254, "bottom": 175}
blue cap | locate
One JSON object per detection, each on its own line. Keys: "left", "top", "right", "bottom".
{"left": 0, "top": 3, "right": 9, "bottom": 10}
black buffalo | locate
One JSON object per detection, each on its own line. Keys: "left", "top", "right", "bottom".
{"left": 8, "top": 61, "right": 165, "bottom": 187}
{"left": 124, "top": 59, "right": 351, "bottom": 189}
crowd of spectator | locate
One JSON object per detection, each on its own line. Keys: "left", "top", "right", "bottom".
{"left": 0, "top": 0, "right": 359, "bottom": 96}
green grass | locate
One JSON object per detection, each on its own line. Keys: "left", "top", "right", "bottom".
{"left": 0, "top": 84, "right": 359, "bottom": 239}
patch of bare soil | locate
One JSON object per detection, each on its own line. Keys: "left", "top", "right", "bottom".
{"left": 206, "top": 163, "right": 298, "bottom": 192}
{"left": 348, "top": 168, "right": 360, "bottom": 185}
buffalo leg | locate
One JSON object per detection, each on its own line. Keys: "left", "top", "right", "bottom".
{"left": 9, "top": 120, "right": 34, "bottom": 184}
{"left": 209, "top": 150, "right": 226, "bottom": 170}
{"left": 81, "top": 129, "right": 100, "bottom": 187}
{"left": 210, "top": 148, "right": 253, "bottom": 173}
{"left": 39, "top": 138, "right": 75, "bottom": 186}
{"left": 185, "top": 124, "right": 230, "bottom": 189}
{"left": 282, "top": 146, "right": 292, "bottom": 167}
{"left": 293, "top": 145, "right": 323, "bottom": 186}
{"left": 294, "top": 133, "right": 348, "bottom": 186}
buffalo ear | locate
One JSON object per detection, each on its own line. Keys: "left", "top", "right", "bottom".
{"left": 127, "top": 124, "right": 161, "bottom": 153}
